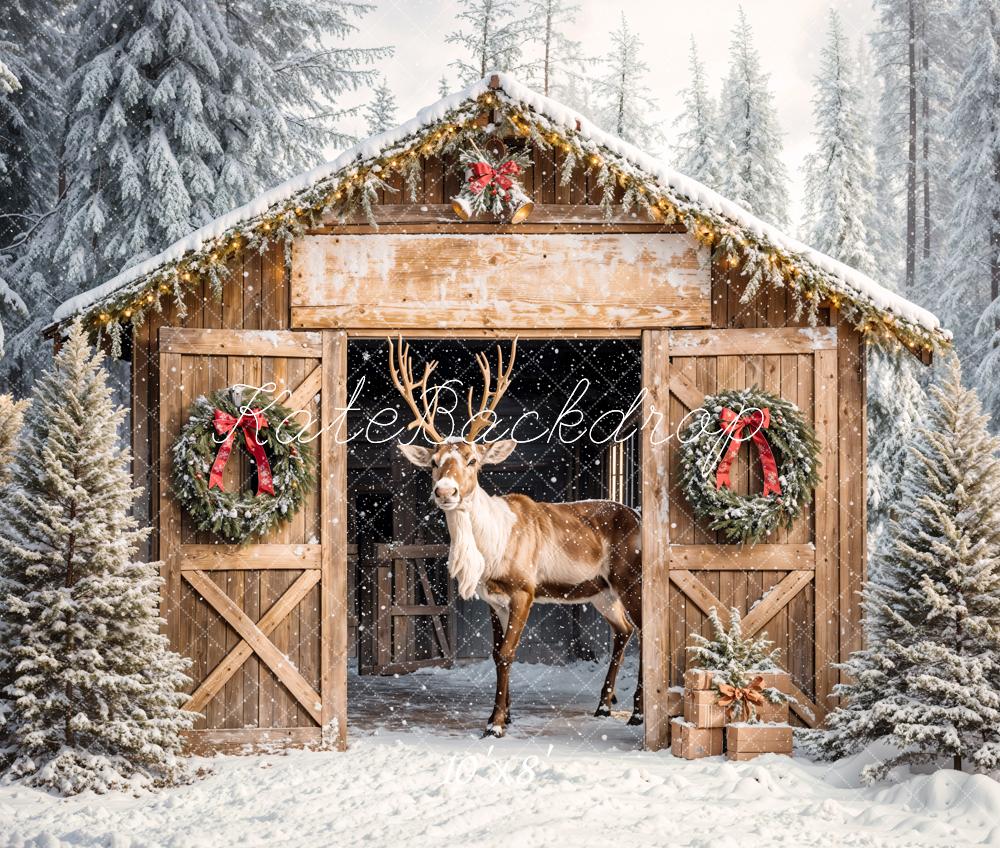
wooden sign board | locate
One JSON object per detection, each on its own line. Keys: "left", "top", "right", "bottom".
{"left": 290, "top": 233, "right": 710, "bottom": 330}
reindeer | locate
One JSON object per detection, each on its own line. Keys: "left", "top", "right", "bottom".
{"left": 388, "top": 337, "right": 643, "bottom": 738}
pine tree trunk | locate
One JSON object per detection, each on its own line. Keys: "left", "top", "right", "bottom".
{"left": 921, "top": 12, "right": 931, "bottom": 270}
{"left": 994, "top": 8, "right": 1000, "bottom": 333}
{"left": 617, "top": 70, "right": 626, "bottom": 137}
{"left": 953, "top": 753, "right": 963, "bottom": 771}
{"left": 480, "top": 7, "right": 490, "bottom": 78}
{"left": 544, "top": 8, "right": 552, "bottom": 96}
{"left": 906, "top": 0, "right": 918, "bottom": 292}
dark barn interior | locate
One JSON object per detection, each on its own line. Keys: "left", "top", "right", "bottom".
{"left": 345, "top": 338, "right": 642, "bottom": 733}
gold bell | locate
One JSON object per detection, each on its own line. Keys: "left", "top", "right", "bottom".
{"left": 451, "top": 195, "right": 473, "bottom": 220}
{"left": 508, "top": 188, "right": 534, "bottom": 224}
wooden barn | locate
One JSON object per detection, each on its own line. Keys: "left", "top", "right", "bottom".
{"left": 50, "top": 74, "right": 948, "bottom": 754}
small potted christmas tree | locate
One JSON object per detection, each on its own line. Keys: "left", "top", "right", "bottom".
{"left": 685, "top": 607, "right": 795, "bottom": 761}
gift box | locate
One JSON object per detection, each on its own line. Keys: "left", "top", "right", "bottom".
{"left": 671, "top": 718, "right": 724, "bottom": 759}
{"left": 667, "top": 686, "right": 684, "bottom": 718}
{"left": 755, "top": 698, "right": 790, "bottom": 724}
{"left": 755, "top": 670, "right": 791, "bottom": 694}
{"left": 683, "top": 668, "right": 719, "bottom": 691}
{"left": 726, "top": 723, "right": 793, "bottom": 761}
{"left": 683, "top": 688, "right": 727, "bottom": 728}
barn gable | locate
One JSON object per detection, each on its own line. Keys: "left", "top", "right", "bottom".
{"left": 52, "top": 73, "right": 945, "bottom": 357}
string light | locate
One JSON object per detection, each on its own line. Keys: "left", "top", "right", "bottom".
{"left": 77, "top": 96, "right": 944, "bottom": 357}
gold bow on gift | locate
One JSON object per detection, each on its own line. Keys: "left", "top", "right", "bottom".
{"left": 717, "top": 675, "right": 766, "bottom": 721}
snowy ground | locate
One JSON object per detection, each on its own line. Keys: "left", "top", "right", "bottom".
{"left": 2, "top": 659, "right": 1000, "bottom": 847}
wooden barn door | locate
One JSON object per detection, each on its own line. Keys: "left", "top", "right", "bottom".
{"left": 157, "top": 327, "right": 347, "bottom": 751}
{"left": 642, "top": 326, "right": 837, "bottom": 750}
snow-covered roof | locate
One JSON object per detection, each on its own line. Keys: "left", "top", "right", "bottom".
{"left": 52, "top": 74, "right": 947, "bottom": 351}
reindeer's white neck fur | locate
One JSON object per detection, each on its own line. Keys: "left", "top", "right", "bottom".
{"left": 445, "top": 485, "right": 516, "bottom": 599}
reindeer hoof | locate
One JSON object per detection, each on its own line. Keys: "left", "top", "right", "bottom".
{"left": 594, "top": 704, "right": 612, "bottom": 718}
{"left": 505, "top": 712, "right": 514, "bottom": 725}
{"left": 626, "top": 712, "right": 644, "bottom": 726}
{"left": 483, "top": 723, "right": 505, "bottom": 738}
{"left": 611, "top": 694, "right": 618, "bottom": 705}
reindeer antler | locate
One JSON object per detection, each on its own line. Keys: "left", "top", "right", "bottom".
{"left": 387, "top": 336, "right": 444, "bottom": 444}
{"left": 466, "top": 338, "right": 518, "bottom": 442}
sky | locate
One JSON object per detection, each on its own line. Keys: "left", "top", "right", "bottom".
{"left": 341, "top": 0, "right": 878, "bottom": 228}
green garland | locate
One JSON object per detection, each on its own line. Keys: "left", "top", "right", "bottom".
{"left": 75, "top": 88, "right": 948, "bottom": 359}
{"left": 171, "top": 387, "right": 315, "bottom": 544}
{"left": 678, "top": 387, "right": 820, "bottom": 544}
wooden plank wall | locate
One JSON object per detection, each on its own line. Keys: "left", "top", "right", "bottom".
{"left": 290, "top": 233, "right": 711, "bottom": 329}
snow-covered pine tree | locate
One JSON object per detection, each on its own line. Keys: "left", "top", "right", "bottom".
{"left": 717, "top": 6, "right": 790, "bottom": 228}
{"left": 796, "top": 11, "right": 924, "bottom": 554}
{"left": 558, "top": 69, "right": 594, "bottom": 120}
{"left": 0, "top": 0, "right": 66, "bottom": 246}
{"left": 447, "top": 0, "right": 533, "bottom": 82}
{"left": 438, "top": 73, "right": 451, "bottom": 98}
{"left": 6, "top": 0, "right": 283, "bottom": 392}
{"left": 54, "top": 0, "right": 290, "bottom": 289}
{"left": 0, "top": 323, "right": 192, "bottom": 794}
{"left": 0, "top": 60, "right": 17, "bottom": 94}
{"left": 810, "top": 356, "right": 1000, "bottom": 781}
{"left": 592, "top": 13, "right": 661, "bottom": 148}
{"left": 0, "top": 393, "right": 27, "bottom": 741}
{"left": 861, "top": 37, "right": 902, "bottom": 284}
{"left": 939, "top": 0, "right": 1000, "bottom": 426}
{"left": 224, "top": 0, "right": 390, "bottom": 168}
{"left": 2, "top": 0, "right": 388, "bottom": 395}
{"left": 364, "top": 74, "right": 398, "bottom": 136}
{"left": 0, "top": 0, "right": 66, "bottom": 363}
{"left": 869, "top": 0, "right": 958, "bottom": 301}
{"left": 673, "top": 37, "right": 722, "bottom": 189}
{"left": 801, "top": 10, "right": 878, "bottom": 274}
{"left": 524, "top": 0, "right": 585, "bottom": 98}
{"left": 867, "top": 347, "right": 924, "bottom": 569}
{"left": 0, "top": 394, "right": 26, "bottom": 485}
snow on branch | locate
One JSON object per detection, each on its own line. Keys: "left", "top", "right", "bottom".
{"left": 51, "top": 73, "right": 948, "bottom": 358}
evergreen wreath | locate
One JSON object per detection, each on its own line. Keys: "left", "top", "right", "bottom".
{"left": 678, "top": 386, "right": 820, "bottom": 544}
{"left": 171, "top": 387, "right": 315, "bottom": 544}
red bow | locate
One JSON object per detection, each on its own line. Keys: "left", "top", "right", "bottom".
{"left": 209, "top": 408, "right": 275, "bottom": 496}
{"left": 716, "top": 407, "right": 782, "bottom": 497}
{"left": 468, "top": 160, "right": 521, "bottom": 195}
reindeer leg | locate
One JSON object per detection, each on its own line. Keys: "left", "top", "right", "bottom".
{"left": 621, "top": 589, "right": 644, "bottom": 726}
{"left": 597, "top": 628, "right": 632, "bottom": 717}
{"left": 489, "top": 607, "right": 512, "bottom": 725}
{"left": 627, "top": 633, "right": 644, "bottom": 726}
{"left": 591, "top": 592, "right": 633, "bottom": 718}
{"left": 485, "top": 589, "right": 532, "bottom": 738}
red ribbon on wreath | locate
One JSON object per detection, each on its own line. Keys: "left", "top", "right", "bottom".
{"left": 716, "top": 407, "right": 782, "bottom": 497}
{"left": 468, "top": 160, "right": 521, "bottom": 195}
{"left": 208, "top": 408, "right": 275, "bottom": 496}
